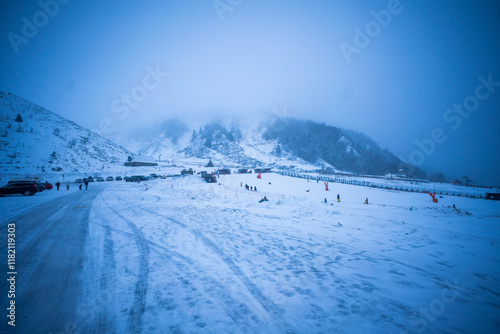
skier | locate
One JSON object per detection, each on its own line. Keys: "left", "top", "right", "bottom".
{"left": 337, "top": 194, "right": 340, "bottom": 202}
{"left": 79, "top": 184, "right": 83, "bottom": 190}
{"left": 85, "top": 180, "right": 89, "bottom": 190}
{"left": 55, "top": 181, "right": 61, "bottom": 191}
{"left": 66, "top": 181, "right": 70, "bottom": 190}
{"left": 250, "top": 186, "right": 253, "bottom": 191}
{"left": 324, "top": 198, "right": 327, "bottom": 204}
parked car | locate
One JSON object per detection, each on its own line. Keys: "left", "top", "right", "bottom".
{"left": 95, "top": 177, "right": 105, "bottom": 182}
{"left": 201, "top": 174, "right": 217, "bottom": 183}
{"left": 34, "top": 182, "right": 46, "bottom": 192}
{"left": 44, "top": 182, "right": 53, "bottom": 190}
{"left": 0, "top": 182, "right": 38, "bottom": 196}
{"left": 181, "top": 169, "right": 194, "bottom": 176}
{"left": 87, "top": 176, "right": 94, "bottom": 182}
{"left": 8, "top": 179, "right": 44, "bottom": 192}
{"left": 124, "top": 176, "right": 130, "bottom": 182}
{"left": 115, "top": 176, "right": 123, "bottom": 181}
{"left": 149, "top": 173, "right": 158, "bottom": 179}
{"left": 126, "top": 175, "right": 148, "bottom": 182}
{"left": 106, "top": 176, "right": 114, "bottom": 181}
{"left": 75, "top": 179, "right": 83, "bottom": 183}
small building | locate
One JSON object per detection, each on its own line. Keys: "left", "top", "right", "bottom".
{"left": 124, "top": 155, "right": 158, "bottom": 167}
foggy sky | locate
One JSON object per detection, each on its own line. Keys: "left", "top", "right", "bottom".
{"left": 1, "top": 0, "right": 499, "bottom": 185}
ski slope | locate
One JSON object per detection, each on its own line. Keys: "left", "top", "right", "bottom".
{"left": 1, "top": 172, "right": 499, "bottom": 333}
{"left": 82, "top": 173, "right": 499, "bottom": 333}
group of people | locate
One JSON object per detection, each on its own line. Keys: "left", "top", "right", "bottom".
{"left": 54, "top": 181, "right": 70, "bottom": 191}
{"left": 242, "top": 183, "right": 257, "bottom": 192}
{"left": 322, "top": 195, "right": 369, "bottom": 204}
{"left": 54, "top": 179, "right": 89, "bottom": 191}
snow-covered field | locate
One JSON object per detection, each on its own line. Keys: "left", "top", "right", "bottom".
{"left": 2, "top": 172, "right": 499, "bottom": 333}
{"left": 74, "top": 172, "right": 500, "bottom": 333}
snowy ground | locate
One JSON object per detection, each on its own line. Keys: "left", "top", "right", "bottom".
{"left": 1, "top": 173, "right": 499, "bottom": 333}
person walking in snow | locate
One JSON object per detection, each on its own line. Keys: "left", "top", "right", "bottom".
{"left": 324, "top": 198, "right": 327, "bottom": 204}
{"left": 364, "top": 198, "right": 368, "bottom": 204}
{"left": 55, "top": 181, "right": 61, "bottom": 191}
{"left": 337, "top": 194, "right": 340, "bottom": 202}
{"left": 79, "top": 184, "right": 83, "bottom": 190}
{"left": 66, "top": 181, "right": 70, "bottom": 190}
{"left": 85, "top": 180, "right": 89, "bottom": 190}
{"left": 254, "top": 186, "right": 257, "bottom": 192}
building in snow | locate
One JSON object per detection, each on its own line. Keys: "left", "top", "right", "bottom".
{"left": 124, "top": 155, "right": 158, "bottom": 167}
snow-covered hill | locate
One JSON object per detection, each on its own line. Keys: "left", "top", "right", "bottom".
{"left": 0, "top": 92, "right": 132, "bottom": 175}
{"left": 137, "top": 115, "right": 422, "bottom": 176}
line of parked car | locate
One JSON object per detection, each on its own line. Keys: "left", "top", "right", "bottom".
{"left": 0, "top": 179, "right": 53, "bottom": 196}
{"left": 0, "top": 173, "right": 166, "bottom": 197}
{"left": 74, "top": 174, "right": 162, "bottom": 184}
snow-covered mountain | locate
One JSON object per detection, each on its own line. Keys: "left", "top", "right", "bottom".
{"left": 138, "top": 115, "right": 425, "bottom": 177}
{"left": 0, "top": 93, "right": 425, "bottom": 178}
{"left": 0, "top": 92, "right": 132, "bottom": 174}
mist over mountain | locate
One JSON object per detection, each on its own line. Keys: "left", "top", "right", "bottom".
{"left": 0, "top": 93, "right": 430, "bottom": 179}
{"left": 136, "top": 114, "right": 427, "bottom": 178}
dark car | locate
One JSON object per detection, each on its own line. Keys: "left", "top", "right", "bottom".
{"left": 11, "top": 181, "right": 45, "bottom": 192}
{"left": 124, "top": 176, "right": 130, "bottom": 182}
{"left": 127, "top": 175, "right": 148, "bottom": 182}
{"left": 95, "top": 177, "right": 105, "bottom": 182}
{"left": 115, "top": 176, "right": 123, "bottom": 181}
{"left": 201, "top": 174, "right": 217, "bottom": 183}
{"left": 0, "top": 182, "right": 38, "bottom": 196}
{"left": 35, "top": 182, "right": 47, "bottom": 192}
{"left": 87, "top": 176, "right": 94, "bottom": 182}
{"left": 181, "top": 169, "right": 194, "bottom": 176}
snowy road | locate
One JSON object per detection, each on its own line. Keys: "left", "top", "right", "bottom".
{"left": 0, "top": 187, "right": 102, "bottom": 333}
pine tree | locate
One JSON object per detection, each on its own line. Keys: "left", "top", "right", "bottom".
{"left": 14, "top": 114, "right": 23, "bottom": 122}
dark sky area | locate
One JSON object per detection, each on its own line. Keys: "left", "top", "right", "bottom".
{"left": 1, "top": 0, "right": 499, "bottom": 185}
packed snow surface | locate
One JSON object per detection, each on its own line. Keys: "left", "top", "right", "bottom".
{"left": 2, "top": 172, "right": 499, "bottom": 333}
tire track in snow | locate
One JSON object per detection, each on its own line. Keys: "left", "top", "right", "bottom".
{"left": 108, "top": 190, "right": 268, "bottom": 332}
{"left": 111, "top": 191, "right": 289, "bottom": 329}
{"left": 102, "top": 196, "right": 150, "bottom": 334}
{"left": 89, "top": 192, "right": 119, "bottom": 333}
